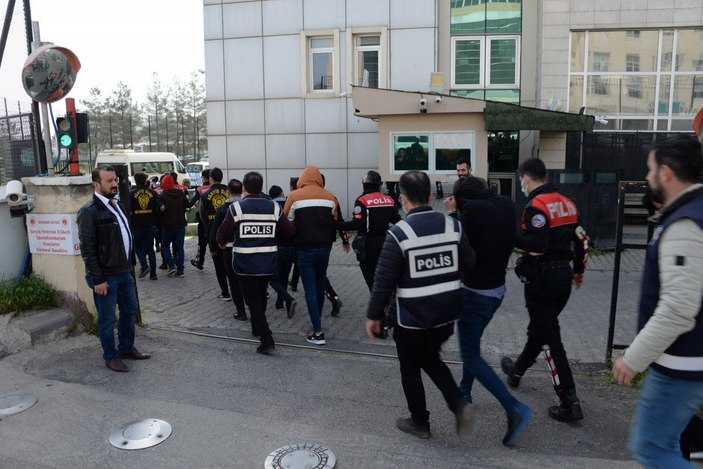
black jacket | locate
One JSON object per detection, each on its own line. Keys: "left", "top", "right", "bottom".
{"left": 78, "top": 195, "right": 133, "bottom": 285}
{"left": 452, "top": 190, "right": 516, "bottom": 289}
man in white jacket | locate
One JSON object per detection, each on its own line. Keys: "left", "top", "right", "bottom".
{"left": 612, "top": 134, "right": 703, "bottom": 468}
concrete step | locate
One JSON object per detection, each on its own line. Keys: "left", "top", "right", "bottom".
{"left": 0, "top": 309, "right": 74, "bottom": 358}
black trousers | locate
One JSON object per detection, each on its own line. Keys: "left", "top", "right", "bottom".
{"left": 194, "top": 213, "right": 207, "bottom": 264}
{"left": 359, "top": 238, "right": 384, "bottom": 291}
{"left": 393, "top": 324, "right": 463, "bottom": 425}
{"left": 238, "top": 276, "right": 273, "bottom": 346}
{"left": 211, "top": 251, "right": 230, "bottom": 297}
{"left": 515, "top": 266, "right": 576, "bottom": 398}
{"left": 222, "top": 248, "right": 246, "bottom": 316}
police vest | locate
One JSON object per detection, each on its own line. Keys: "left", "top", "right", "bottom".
{"left": 521, "top": 192, "right": 578, "bottom": 230}
{"left": 639, "top": 190, "right": 703, "bottom": 380}
{"left": 229, "top": 198, "right": 280, "bottom": 276}
{"left": 357, "top": 191, "right": 397, "bottom": 237}
{"left": 129, "top": 187, "right": 158, "bottom": 228}
{"left": 203, "top": 185, "right": 228, "bottom": 222}
{"left": 390, "top": 212, "right": 463, "bottom": 329}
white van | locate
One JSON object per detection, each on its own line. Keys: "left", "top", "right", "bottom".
{"left": 94, "top": 149, "right": 185, "bottom": 184}
{"left": 186, "top": 161, "right": 209, "bottom": 186}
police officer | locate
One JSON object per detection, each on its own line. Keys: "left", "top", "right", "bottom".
{"left": 129, "top": 172, "right": 163, "bottom": 280}
{"left": 200, "top": 167, "right": 231, "bottom": 300}
{"left": 216, "top": 171, "right": 296, "bottom": 354}
{"left": 339, "top": 170, "right": 401, "bottom": 291}
{"left": 501, "top": 158, "right": 589, "bottom": 422}
{"left": 189, "top": 168, "right": 210, "bottom": 270}
{"left": 366, "top": 170, "right": 476, "bottom": 439}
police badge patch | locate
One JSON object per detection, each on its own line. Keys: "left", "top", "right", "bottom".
{"left": 531, "top": 214, "right": 546, "bottom": 228}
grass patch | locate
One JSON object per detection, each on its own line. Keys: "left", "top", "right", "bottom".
{"left": 0, "top": 274, "right": 57, "bottom": 315}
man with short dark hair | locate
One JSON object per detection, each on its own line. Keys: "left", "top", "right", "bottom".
{"left": 456, "top": 152, "right": 472, "bottom": 177}
{"left": 78, "top": 165, "right": 151, "bottom": 372}
{"left": 612, "top": 134, "right": 703, "bottom": 467}
{"left": 444, "top": 176, "right": 532, "bottom": 445}
{"left": 367, "top": 170, "right": 476, "bottom": 439}
{"left": 201, "top": 167, "right": 231, "bottom": 300}
{"left": 217, "top": 172, "right": 296, "bottom": 354}
{"left": 129, "top": 172, "right": 163, "bottom": 280}
{"left": 189, "top": 168, "right": 211, "bottom": 270}
{"left": 501, "top": 158, "right": 589, "bottom": 422}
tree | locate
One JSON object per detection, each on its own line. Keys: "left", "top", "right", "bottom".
{"left": 144, "top": 73, "right": 169, "bottom": 152}
{"left": 105, "top": 82, "right": 141, "bottom": 149}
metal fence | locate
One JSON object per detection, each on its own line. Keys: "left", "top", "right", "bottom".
{"left": 0, "top": 99, "right": 39, "bottom": 184}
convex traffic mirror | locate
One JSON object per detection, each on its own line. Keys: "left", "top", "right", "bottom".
{"left": 21, "top": 44, "right": 81, "bottom": 104}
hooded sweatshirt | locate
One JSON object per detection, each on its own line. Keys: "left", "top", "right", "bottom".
{"left": 283, "top": 166, "right": 338, "bottom": 249}
{"left": 160, "top": 175, "right": 189, "bottom": 228}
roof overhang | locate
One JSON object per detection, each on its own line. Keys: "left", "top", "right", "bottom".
{"left": 351, "top": 86, "right": 594, "bottom": 132}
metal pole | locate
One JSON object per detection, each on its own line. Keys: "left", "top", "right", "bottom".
{"left": 0, "top": 0, "right": 16, "bottom": 68}
{"left": 23, "top": 0, "right": 47, "bottom": 174}
{"left": 606, "top": 181, "right": 627, "bottom": 364}
{"left": 32, "top": 21, "right": 54, "bottom": 176}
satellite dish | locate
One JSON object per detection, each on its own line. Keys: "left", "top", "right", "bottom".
{"left": 21, "top": 44, "right": 81, "bottom": 104}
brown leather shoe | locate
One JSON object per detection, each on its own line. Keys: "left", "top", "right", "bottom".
{"left": 118, "top": 347, "right": 152, "bottom": 360}
{"left": 106, "top": 358, "right": 129, "bottom": 372}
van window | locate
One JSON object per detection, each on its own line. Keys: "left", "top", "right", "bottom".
{"left": 131, "top": 161, "right": 185, "bottom": 176}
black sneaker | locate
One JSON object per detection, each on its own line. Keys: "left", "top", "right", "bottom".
{"left": 158, "top": 262, "right": 168, "bottom": 270}
{"left": 138, "top": 267, "right": 150, "bottom": 278}
{"left": 217, "top": 294, "right": 231, "bottom": 301}
{"left": 190, "top": 259, "right": 204, "bottom": 270}
{"left": 548, "top": 402, "right": 583, "bottom": 422}
{"left": 395, "top": 417, "right": 430, "bottom": 439}
{"left": 330, "top": 297, "right": 342, "bottom": 317}
{"left": 167, "top": 268, "right": 177, "bottom": 277}
{"left": 275, "top": 300, "right": 284, "bottom": 310}
{"left": 256, "top": 343, "right": 275, "bottom": 355}
{"left": 174, "top": 271, "right": 184, "bottom": 278}
{"left": 233, "top": 313, "right": 248, "bottom": 321}
{"left": 501, "top": 357, "right": 523, "bottom": 389}
{"left": 286, "top": 299, "right": 297, "bottom": 319}
{"left": 289, "top": 282, "right": 297, "bottom": 292}
{"left": 306, "top": 333, "right": 326, "bottom": 345}
{"left": 150, "top": 275, "right": 158, "bottom": 280}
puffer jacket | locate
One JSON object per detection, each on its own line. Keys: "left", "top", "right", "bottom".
{"left": 283, "top": 166, "right": 338, "bottom": 249}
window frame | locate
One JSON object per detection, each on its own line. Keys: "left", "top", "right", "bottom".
{"left": 451, "top": 35, "right": 520, "bottom": 89}
{"left": 300, "top": 29, "right": 340, "bottom": 98}
{"left": 345, "top": 27, "right": 388, "bottom": 94}
{"left": 389, "top": 131, "right": 476, "bottom": 175}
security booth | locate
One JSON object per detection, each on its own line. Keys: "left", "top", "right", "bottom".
{"left": 350, "top": 86, "right": 595, "bottom": 201}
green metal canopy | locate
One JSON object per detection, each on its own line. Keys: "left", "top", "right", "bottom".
{"left": 484, "top": 101, "right": 594, "bottom": 132}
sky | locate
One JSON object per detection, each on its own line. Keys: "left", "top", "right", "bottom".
{"left": 1, "top": 0, "right": 205, "bottom": 107}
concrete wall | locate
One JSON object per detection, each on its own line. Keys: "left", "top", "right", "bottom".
{"left": 22, "top": 176, "right": 95, "bottom": 316}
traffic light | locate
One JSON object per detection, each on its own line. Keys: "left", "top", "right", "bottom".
{"left": 56, "top": 115, "right": 76, "bottom": 149}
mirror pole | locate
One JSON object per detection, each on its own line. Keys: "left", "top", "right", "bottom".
{"left": 31, "top": 21, "right": 54, "bottom": 176}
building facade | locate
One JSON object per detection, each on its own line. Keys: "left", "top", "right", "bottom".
{"left": 203, "top": 0, "right": 703, "bottom": 215}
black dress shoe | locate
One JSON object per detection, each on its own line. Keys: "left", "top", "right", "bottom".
{"left": 106, "top": 358, "right": 129, "bottom": 372}
{"left": 233, "top": 313, "right": 248, "bottom": 321}
{"left": 119, "top": 348, "right": 151, "bottom": 360}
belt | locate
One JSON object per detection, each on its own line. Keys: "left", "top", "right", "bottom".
{"left": 539, "top": 259, "right": 571, "bottom": 270}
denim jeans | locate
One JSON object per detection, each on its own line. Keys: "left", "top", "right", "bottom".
{"left": 457, "top": 289, "right": 520, "bottom": 412}
{"left": 161, "top": 226, "right": 185, "bottom": 272}
{"left": 629, "top": 367, "right": 703, "bottom": 468}
{"left": 297, "top": 247, "right": 331, "bottom": 333}
{"left": 133, "top": 226, "right": 157, "bottom": 276}
{"left": 86, "top": 271, "right": 138, "bottom": 362}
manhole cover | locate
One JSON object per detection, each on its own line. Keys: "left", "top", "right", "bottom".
{"left": 264, "top": 443, "right": 336, "bottom": 469}
{"left": 109, "top": 419, "right": 172, "bottom": 450}
{"left": 0, "top": 393, "right": 37, "bottom": 417}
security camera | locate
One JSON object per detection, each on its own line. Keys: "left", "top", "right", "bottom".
{"left": 419, "top": 98, "right": 427, "bottom": 107}
{"left": 595, "top": 116, "right": 609, "bottom": 125}
{"left": 435, "top": 96, "right": 442, "bottom": 103}
{"left": 5, "top": 180, "right": 34, "bottom": 217}
{"left": 5, "top": 180, "right": 24, "bottom": 207}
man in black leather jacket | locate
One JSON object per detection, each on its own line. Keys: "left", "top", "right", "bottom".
{"left": 78, "top": 165, "right": 151, "bottom": 373}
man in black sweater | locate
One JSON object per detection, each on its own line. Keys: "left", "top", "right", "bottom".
{"left": 444, "top": 176, "right": 532, "bottom": 446}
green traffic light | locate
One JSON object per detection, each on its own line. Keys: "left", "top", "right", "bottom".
{"left": 59, "top": 134, "right": 73, "bottom": 147}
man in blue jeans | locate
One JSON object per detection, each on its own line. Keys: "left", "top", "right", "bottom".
{"left": 444, "top": 176, "right": 532, "bottom": 445}
{"left": 612, "top": 134, "right": 703, "bottom": 467}
{"left": 129, "top": 172, "right": 163, "bottom": 280}
{"left": 78, "top": 165, "right": 151, "bottom": 372}
{"left": 283, "top": 166, "right": 339, "bottom": 345}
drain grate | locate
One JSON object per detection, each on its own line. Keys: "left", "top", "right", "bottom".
{"left": 0, "top": 393, "right": 37, "bottom": 417}
{"left": 109, "top": 419, "right": 172, "bottom": 450}
{"left": 265, "top": 443, "right": 336, "bottom": 469}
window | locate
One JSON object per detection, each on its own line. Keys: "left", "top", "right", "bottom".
{"left": 626, "top": 54, "right": 640, "bottom": 72}
{"left": 346, "top": 28, "right": 387, "bottom": 92}
{"left": 301, "top": 30, "right": 339, "bottom": 96}
{"left": 627, "top": 77, "right": 642, "bottom": 98}
{"left": 451, "top": 36, "right": 520, "bottom": 89}
{"left": 591, "top": 76, "right": 609, "bottom": 96}
{"left": 391, "top": 132, "right": 475, "bottom": 173}
{"left": 626, "top": 30, "right": 640, "bottom": 38}
{"left": 592, "top": 52, "right": 610, "bottom": 72}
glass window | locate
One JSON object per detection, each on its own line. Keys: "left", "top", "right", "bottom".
{"left": 354, "top": 35, "right": 380, "bottom": 88}
{"left": 486, "top": 0, "right": 521, "bottom": 33}
{"left": 568, "top": 76, "right": 584, "bottom": 113}
{"left": 673, "top": 76, "right": 703, "bottom": 116}
{"left": 451, "top": 0, "right": 486, "bottom": 34}
{"left": 453, "top": 38, "right": 483, "bottom": 86}
{"left": 434, "top": 132, "right": 474, "bottom": 172}
{"left": 591, "top": 52, "right": 610, "bottom": 72}
{"left": 570, "top": 32, "right": 585, "bottom": 73}
{"left": 393, "top": 135, "right": 429, "bottom": 171}
{"left": 487, "top": 131, "right": 518, "bottom": 172}
{"left": 451, "top": 0, "right": 522, "bottom": 34}
{"left": 626, "top": 54, "right": 640, "bottom": 72}
{"left": 310, "top": 37, "right": 334, "bottom": 90}
{"left": 485, "top": 89, "right": 520, "bottom": 103}
{"left": 488, "top": 38, "right": 518, "bottom": 85}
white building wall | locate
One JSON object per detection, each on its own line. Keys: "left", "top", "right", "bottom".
{"left": 204, "top": 0, "right": 439, "bottom": 216}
